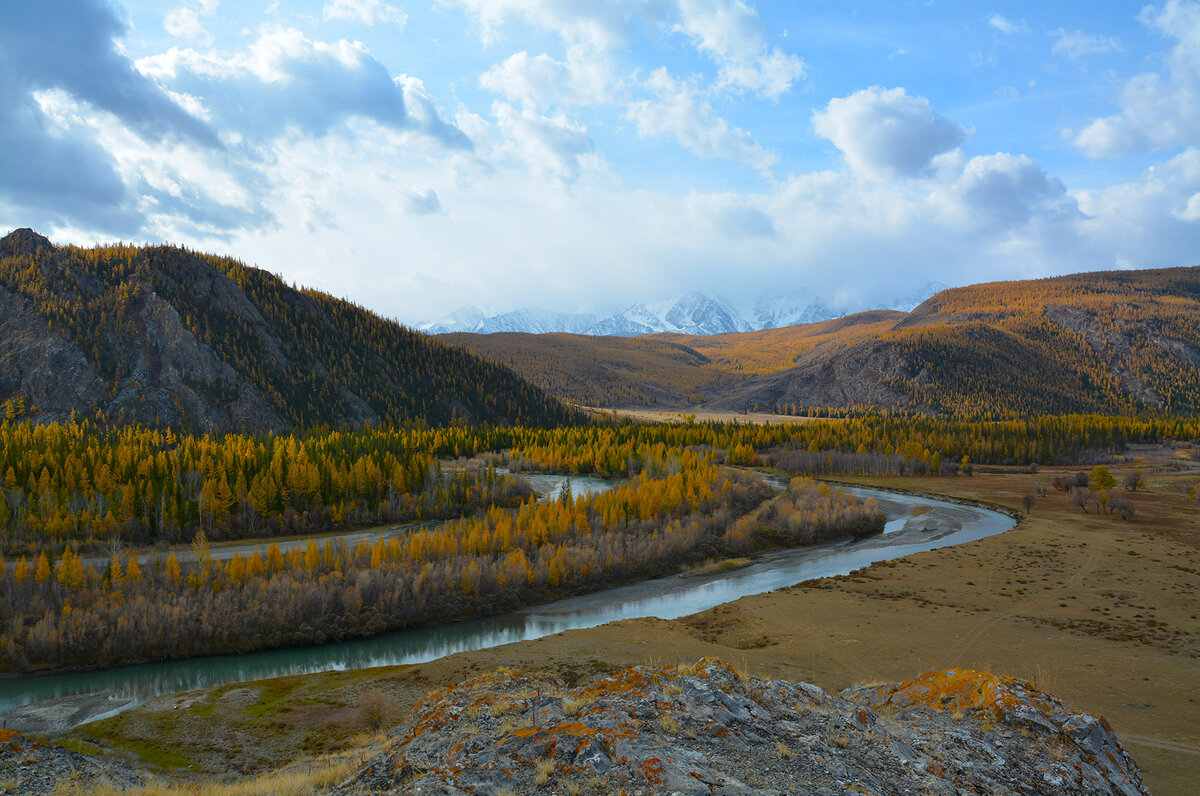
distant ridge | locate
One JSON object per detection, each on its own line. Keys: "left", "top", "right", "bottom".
{"left": 443, "top": 267, "right": 1200, "bottom": 416}
{"left": 0, "top": 229, "right": 575, "bottom": 431}
{"left": 423, "top": 284, "right": 945, "bottom": 337}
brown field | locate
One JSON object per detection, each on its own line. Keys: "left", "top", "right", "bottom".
{"left": 581, "top": 405, "right": 816, "bottom": 425}
{"left": 67, "top": 462, "right": 1200, "bottom": 795}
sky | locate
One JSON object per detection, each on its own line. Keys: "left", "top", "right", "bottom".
{"left": 3, "top": 0, "right": 1200, "bottom": 324}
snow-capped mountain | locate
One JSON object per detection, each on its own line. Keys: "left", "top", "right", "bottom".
{"left": 586, "top": 304, "right": 664, "bottom": 336}
{"left": 420, "top": 305, "right": 493, "bottom": 334}
{"left": 424, "top": 283, "right": 952, "bottom": 337}
{"left": 589, "top": 292, "right": 752, "bottom": 337}
{"left": 474, "top": 309, "right": 599, "bottom": 335}
{"left": 891, "top": 281, "right": 948, "bottom": 312}
{"left": 752, "top": 294, "right": 840, "bottom": 330}
{"left": 424, "top": 307, "right": 597, "bottom": 335}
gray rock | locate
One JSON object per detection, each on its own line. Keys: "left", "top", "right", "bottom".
{"left": 330, "top": 659, "right": 1152, "bottom": 796}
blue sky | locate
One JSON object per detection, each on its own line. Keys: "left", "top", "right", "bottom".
{"left": 3, "top": 1, "right": 1199, "bottom": 323}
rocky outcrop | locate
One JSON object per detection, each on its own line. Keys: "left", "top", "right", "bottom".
{"left": 0, "top": 730, "right": 148, "bottom": 794}
{"left": 336, "top": 658, "right": 1149, "bottom": 795}
{"left": 708, "top": 338, "right": 918, "bottom": 414}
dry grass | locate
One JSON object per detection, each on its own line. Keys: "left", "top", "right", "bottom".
{"left": 533, "top": 756, "right": 556, "bottom": 785}
{"left": 560, "top": 694, "right": 594, "bottom": 717}
{"left": 59, "top": 756, "right": 359, "bottom": 796}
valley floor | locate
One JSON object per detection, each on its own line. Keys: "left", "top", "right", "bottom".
{"left": 56, "top": 464, "right": 1200, "bottom": 796}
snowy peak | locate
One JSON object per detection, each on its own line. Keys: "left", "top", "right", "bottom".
{"left": 661, "top": 291, "right": 752, "bottom": 335}
{"left": 892, "top": 281, "right": 948, "bottom": 312}
{"left": 421, "top": 305, "right": 493, "bottom": 334}
{"left": 475, "top": 309, "right": 599, "bottom": 335}
{"left": 426, "top": 283, "right": 951, "bottom": 337}
{"left": 424, "top": 307, "right": 597, "bottom": 335}
{"left": 753, "top": 293, "right": 840, "bottom": 330}
{"left": 588, "top": 292, "right": 751, "bottom": 337}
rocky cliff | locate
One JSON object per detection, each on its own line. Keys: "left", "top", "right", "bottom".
{"left": 0, "top": 229, "right": 574, "bottom": 431}
{"left": 337, "top": 658, "right": 1149, "bottom": 795}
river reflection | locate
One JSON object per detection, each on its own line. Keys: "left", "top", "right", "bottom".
{"left": 0, "top": 481, "right": 1013, "bottom": 724}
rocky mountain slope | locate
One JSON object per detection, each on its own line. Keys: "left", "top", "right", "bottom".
{"left": 335, "top": 658, "right": 1148, "bottom": 795}
{"left": 0, "top": 229, "right": 574, "bottom": 431}
{"left": 444, "top": 267, "right": 1200, "bottom": 416}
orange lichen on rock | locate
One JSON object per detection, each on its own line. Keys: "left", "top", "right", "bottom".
{"left": 865, "top": 668, "right": 1063, "bottom": 725}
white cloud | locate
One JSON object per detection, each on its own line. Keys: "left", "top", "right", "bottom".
{"left": 137, "top": 27, "right": 470, "bottom": 148}
{"left": 322, "top": 0, "right": 408, "bottom": 28}
{"left": 165, "top": 1, "right": 219, "bottom": 45}
{"left": 491, "top": 102, "right": 597, "bottom": 183}
{"left": 674, "top": 0, "right": 804, "bottom": 99}
{"left": 988, "top": 14, "right": 1026, "bottom": 34}
{"left": 448, "top": 0, "right": 639, "bottom": 50}
{"left": 481, "top": 51, "right": 573, "bottom": 109}
{"left": 934, "top": 152, "right": 1078, "bottom": 230}
{"left": 1073, "top": 0, "right": 1200, "bottom": 157}
{"left": 478, "top": 47, "right": 614, "bottom": 110}
{"left": 1051, "top": 30, "right": 1122, "bottom": 59}
{"left": 626, "top": 68, "right": 777, "bottom": 174}
{"left": 812, "top": 86, "right": 968, "bottom": 178}
{"left": 405, "top": 187, "right": 442, "bottom": 214}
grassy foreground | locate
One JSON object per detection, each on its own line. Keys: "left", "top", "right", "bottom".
{"left": 64, "top": 457, "right": 1199, "bottom": 795}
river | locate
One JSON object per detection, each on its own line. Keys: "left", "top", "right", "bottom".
{"left": 0, "top": 477, "right": 1014, "bottom": 730}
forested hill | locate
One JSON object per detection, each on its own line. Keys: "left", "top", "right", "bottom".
{"left": 0, "top": 229, "right": 575, "bottom": 431}
{"left": 444, "top": 266, "right": 1200, "bottom": 417}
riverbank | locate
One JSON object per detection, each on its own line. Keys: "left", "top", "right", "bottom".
{"left": 52, "top": 464, "right": 1198, "bottom": 795}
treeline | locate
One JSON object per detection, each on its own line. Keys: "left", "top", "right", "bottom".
{"left": 724, "top": 477, "right": 884, "bottom": 552}
{"left": 0, "top": 421, "right": 538, "bottom": 553}
{"left": 0, "top": 456, "right": 782, "bottom": 672}
{"left": 3, "top": 414, "right": 1198, "bottom": 554}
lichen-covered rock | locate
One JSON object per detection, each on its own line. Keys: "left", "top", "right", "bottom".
{"left": 333, "top": 658, "right": 1150, "bottom": 796}
{"left": 0, "top": 729, "right": 150, "bottom": 794}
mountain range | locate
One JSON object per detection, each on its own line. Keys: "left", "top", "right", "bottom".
{"left": 422, "top": 284, "right": 947, "bottom": 337}
{"left": 442, "top": 267, "right": 1200, "bottom": 417}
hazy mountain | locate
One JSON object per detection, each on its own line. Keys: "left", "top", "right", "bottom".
{"left": 0, "top": 229, "right": 575, "bottom": 431}
{"left": 752, "top": 294, "right": 840, "bottom": 329}
{"left": 429, "top": 284, "right": 949, "bottom": 337}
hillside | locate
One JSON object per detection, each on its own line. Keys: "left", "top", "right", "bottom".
{"left": 442, "top": 310, "right": 904, "bottom": 408}
{"left": 0, "top": 229, "right": 574, "bottom": 431}
{"left": 444, "top": 268, "right": 1200, "bottom": 416}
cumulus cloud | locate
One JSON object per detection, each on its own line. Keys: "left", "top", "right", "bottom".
{"left": 812, "top": 86, "right": 968, "bottom": 178}
{"left": 481, "top": 51, "right": 577, "bottom": 109}
{"left": 492, "top": 102, "right": 596, "bottom": 182}
{"left": 323, "top": 0, "right": 408, "bottom": 28}
{"left": 137, "top": 27, "right": 470, "bottom": 148}
{"left": 3, "top": 0, "right": 216, "bottom": 146}
{"left": 674, "top": 0, "right": 804, "bottom": 98}
{"left": 1076, "top": 147, "right": 1200, "bottom": 264}
{"left": 1073, "top": 0, "right": 1200, "bottom": 157}
{"left": 0, "top": 0, "right": 222, "bottom": 233}
{"left": 933, "top": 152, "right": 1079, "bottom": 230}
{"left": 627, "top": 68, "right": 777, "bottom": 174}
{"left": 165, "top": 0, "right": 220, "bottom": 44}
